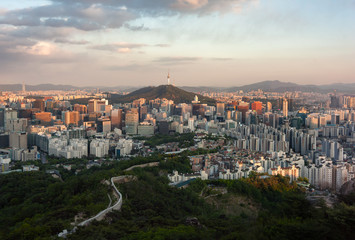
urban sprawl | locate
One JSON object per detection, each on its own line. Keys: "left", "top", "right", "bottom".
{"left": 1, "top": 84, "right": 355, "bottom": 194}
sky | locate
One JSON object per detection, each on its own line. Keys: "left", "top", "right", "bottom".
{"left": 0, "top": 0, "right": 354, "bottom": 87}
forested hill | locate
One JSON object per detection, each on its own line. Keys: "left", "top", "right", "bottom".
{"left": 0, "top": 153, "right": 354, "bottom": 239}
{"left": 110, "top": 85, "right": 217, "bottom": 105}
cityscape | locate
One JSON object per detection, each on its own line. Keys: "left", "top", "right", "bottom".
{"left": 0, "top": 0, "right": 354, "bottom": 240}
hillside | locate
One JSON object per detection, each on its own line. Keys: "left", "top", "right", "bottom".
{"left": 110, "top": 85, "right": 217, "bottom": 105}
{"left": 1, "top": 152, "right": 354, "bottom": 239}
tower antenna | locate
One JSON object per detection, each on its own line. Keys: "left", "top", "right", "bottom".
{"left": 167, "top": 70, "right": 170, "bottom": 85}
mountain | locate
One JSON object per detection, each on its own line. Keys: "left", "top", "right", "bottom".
{"left": 0, "top": 84, "right": 140, "bottom": 92}
{"left": 1, "top": 81, "right": 354, "bottom": 94}
{"left": 110, "top": 85, "right": 216, "bottom": 105}
{"left": 226, "top": 80, "right": 355, "bottom": 93}
{"left": 226, "top": 80, "right": 320, "bottom": 93}
{"left": 179, "top": 86, "right": 226, "bottom": 93}
{"left": 317, "top": 83, "right": 355, "bottom": 93}
{"left": 0, "top": 84, "right": 81, "bottom": 91}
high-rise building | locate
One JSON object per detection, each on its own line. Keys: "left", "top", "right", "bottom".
{"left": 97, "top": 118, "right": 111, "bottom": 133}
{"left": 237, "top": 102, "right": 249, "bottom": 123}
{"left": 22, "top": 82, "right": 26, "bottom": 94}
{"left": 330, "top": 94, "right": 340, "bottom": 108}
{"left": 138, "top": 123, "right": 155, "bottom": 136}
{"left": 288, "top": 98, "right": 294, "bottom": 111}
{"left": 318, "top": 115, "right": 327, "bottom": 127}
{"left": 10, "top": 132, "right": 27, "bottom": 149}
{"left": 348, "top": 97, "right": 355, "bottom": 108}
{"left": 331, "top": 114, "right": 340, "bottom": 125}
{"left": 158, "top": 121, "right": 169, "bottom": 135}
{"left": 33, "top": 99, "right": 45, "bottom": 112}
{"left": 73, "top": 104, "right": 87, "bottom": 114}
{"left": 0, "top": 134, "right": 9, "bottom": 148}
{"left": 251, "top": 101, "right": 262, "bottom": 115}
{"left": 125, "top": 109, "right": 139, "bottom": 135}
{"left": 133, "top": 98, "right": 146, "bottom": 108}
{"left": 226, "top": 110, "right": 232, "bottom": 120}
{"left": 188, "top": 118, "right": 195, "bottom": 132}
{"left": 3, "top": 109, "right": 17, "bottom": 129}
{"left": 111, "top": 109, "right": 123, "bottom": 130}
{"left": 0, "top": 109, "right": 4, "bottom": 128}
{"left": 34, "top": 112, "right": 52, "bottom": 124}
{"left": 62, "top": 111, "right": 80, "bottom": 126}
{"left": 192, "top": 104, "right": 205, "bottom": 117}
{"left": 216, "top": 102, "right": 225, "bottom": 117}
{"left": 139, "top": 106, "right": 148, "bottom": 121}
{"left": 96, "top": 99, "right": 107, "bottom": 113}
{"left": 88, "top": 99, "right": 97, "bottom": 113}
{"left": 266, "top": 102, "right": 272, "bottom": 112}
{"left": 6, "top": 119, "right": 27, "bottom": 132}
{"left": 88, "top": 99, "right": 108, "bottom": 113}
{"left": 282, "top": 98, "right": 288, "bottom": 118}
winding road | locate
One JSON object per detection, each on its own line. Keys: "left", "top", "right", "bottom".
{"left": 78, "top": 177, "right": 123, "bottom": 226}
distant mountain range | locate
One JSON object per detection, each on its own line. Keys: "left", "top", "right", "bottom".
{"left": 225, "top": 80, "right": 355, "bottom": 93}
{"left": 110, "top": 85, "right": 216, "bottom": 105}
{"left": 181, "top": 81, "right": 355, "bottom": 93}
{"left": 1, "top": 80, "right": 354, "bottom": 94}
{"left": 0, "top": 84, "right": 138, "bottom": 92}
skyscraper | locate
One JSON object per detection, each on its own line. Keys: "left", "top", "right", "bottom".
{"left": 251, "top": 101, "right": 262, "bottom": 115}
{"left": 125, "top": 109, "right": 139, "bottom": 135}
{"left": 216, "top": 102, "right": 225, "bottom": 117}
{"left": 88, "top": 99, "right": 97, "bottom": 113}
{"left": 73, "top": 104, "right": 87, "bottom": 114}
{"left": 22, "top": 82, "right": 26, "bottom": 94}
{"left": 282, "top": 98, "right": 288, "bottom": 118}
{"left": 111, "top": 109, "right": 123, "bottom": 130}
{"left": 97, "top": 118, "right": 111, "bottom": 133}
{"left": 62, "top": 111, "right": 80, "bottom": 126}
{"left": 237, "top": 102, "right": 249, "bottom": 124}
{"left": 330, "top": 93, "right": 340, "bottom": 108}
{"left": 33, "top": 99, "right": 45, "bottom": 112}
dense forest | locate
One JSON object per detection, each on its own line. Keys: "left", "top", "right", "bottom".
{"left": 134, "top": 133, "right": 195, "bottom": 148}
{"left": 0, "top": 153, "right": 354, "bottom": 240}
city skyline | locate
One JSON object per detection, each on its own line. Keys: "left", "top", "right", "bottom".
{"left": 0, "top": 0, "right": 354, "bottom": 86}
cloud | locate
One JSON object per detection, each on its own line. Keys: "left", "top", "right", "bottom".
{"left": 116, "top": 0, "right": 258, "bottom": 14}
{"left": 8, "top": 26, "right": 76, "bottom": 40}
{"left": 10, "top": 41, "right": 57, "bottom": 56}
{"left": 124, "top": 23, "right": 150, "bottom": 31}
{"left": 154, "top": 56, "right": 201, "bottom": 64}
{"left": 105, "top": 64, "right": 148, "bottom": 71}
{"left": 0, "top": 0, "right": 257, "bottom": 82}
{"left": 0, "top": 8, "right": 6, "bottom": 16}
{"left": 0, "top": 2, "right": 136, "bottom": 31}
{"left": 0, "top": 1, "right": 258, "bottom": 31}
{"left": 155, "top": 44, "right": 171, "bottom": 47}
{"left": 54, "top": 38, "right": 89, "bottom": 45}
{"left": 211, "top": 57, "right": 234, "bottom": 61}
{"left": 90, "top": 42, "right": 147, "bottom": 53}
{"left": 172, "top": 0, "right": 209, "bottom": 11}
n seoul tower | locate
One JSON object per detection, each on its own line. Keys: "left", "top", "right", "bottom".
{"left": 167, "top": 71, "right": 170, "bottom": 85}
